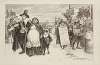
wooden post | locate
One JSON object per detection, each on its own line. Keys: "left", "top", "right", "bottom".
{"left": 91, "top": 4, "right": 93, "bottom": 19}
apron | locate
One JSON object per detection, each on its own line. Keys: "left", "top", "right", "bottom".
{"left": 26, "top": 25, "right": 40, "bottom": 48}
{"left": 59, "top": 26, "right": 70, "bottom": 46}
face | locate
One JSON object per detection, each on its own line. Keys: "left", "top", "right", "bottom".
{"left": 60, "top": 22, "right": 66, "bottom": 27}
{"left": 56, "top": 18, "right": 61, "bottom": 23}
{"left": 43, "top": 30, "right": 49, "bottom": 37}
{"left": 32, "top": 18, "right": 39, "bottom": 24}
{"left": 22, "top": 15, "right": 26, "bottom": 20}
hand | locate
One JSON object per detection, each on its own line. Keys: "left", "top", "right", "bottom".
{"left": 8, "top": 27, "right": 14, "bottom": 31}
{"left": 40, "top": 35, "right": 43, "bottom": 38}
{"left": 14, "top": 24, "right": 19, "bottom": 27}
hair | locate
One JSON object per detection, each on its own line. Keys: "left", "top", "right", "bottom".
{"left": 24, "top": 9, "right": 28, "bottom": 13}
{"left": 59, "top": 21, "right": 66, "bottom": 25}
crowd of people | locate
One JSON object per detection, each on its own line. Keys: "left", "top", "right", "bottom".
{"left": 6, "top": 8, "right": 93, "bottom": 57}
{"left": 7, "top": 10, "right": 52, "bottom": 57}
{"left": 54, "top": 11, "right": 93, "bottom": 53}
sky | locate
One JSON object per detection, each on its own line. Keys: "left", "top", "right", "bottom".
{"left": 6, "top": 4, "right": 89, "bottom": 22}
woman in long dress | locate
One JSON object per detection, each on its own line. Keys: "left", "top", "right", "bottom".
{"left": 59, "top": 22, "right": 70, "bottom": 49}
{"left": 26, "top": 18, "right": 41, "bottom": 56}
{"left": 7, "top": 16, "right": 21, "bottom": 51}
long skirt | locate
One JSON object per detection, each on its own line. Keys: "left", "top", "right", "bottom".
{"left": 12, "top": 35, "right": 19, "bottom": 51}
{"left": 26, "top": 28, "right": 41, "bottom": 56}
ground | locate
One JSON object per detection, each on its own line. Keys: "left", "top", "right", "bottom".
{"left": 3, "top": 33, "right": 93, "bottom": 65}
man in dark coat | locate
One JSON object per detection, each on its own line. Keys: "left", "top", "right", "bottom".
{"left": 18, "top": 10, "right": 30, "bottom": 54}
{"left": 55, "top": 18, "right": 61, "bottom": 45}
{"left": 18, "top": 21, "right": 27, "bottom": 54}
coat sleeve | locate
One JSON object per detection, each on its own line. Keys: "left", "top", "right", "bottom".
{"left": 37, "top": 25, "right": 44, "bottom": 34}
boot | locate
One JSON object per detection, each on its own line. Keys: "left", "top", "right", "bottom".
{"left": 28, "top": 48, "right": 33, "bottom": 57}
{"left": 26, "top": 47, "right": 29, "bottom": 55}
{"left": 19, "top": 51, "right": 25, "bottom": 54}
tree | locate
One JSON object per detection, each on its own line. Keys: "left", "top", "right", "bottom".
{"left": 77, "top": 7, "right": 90, "bottom": 19}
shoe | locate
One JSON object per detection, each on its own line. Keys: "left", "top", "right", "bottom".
{"left": 47, "top": 51, "right": 50, "bottom": 54}
{"left": 72, "top": 47, "right": 75, "bottom": 50}
{"left": 19, "top": 51, "right": 25, "bottom": 54}
{"left": 76, "top": 47, "right": 81, "bottom": 49}
{"left": 28, "top": 54, "right": 33, "bottom": 57}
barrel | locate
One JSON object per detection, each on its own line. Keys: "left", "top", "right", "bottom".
{"left": 85, "top": 31, "right": 93, "bottom": 53}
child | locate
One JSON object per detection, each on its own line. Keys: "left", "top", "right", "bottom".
{"left": 41, "top": 29, "right": 52, "bottom": 55}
